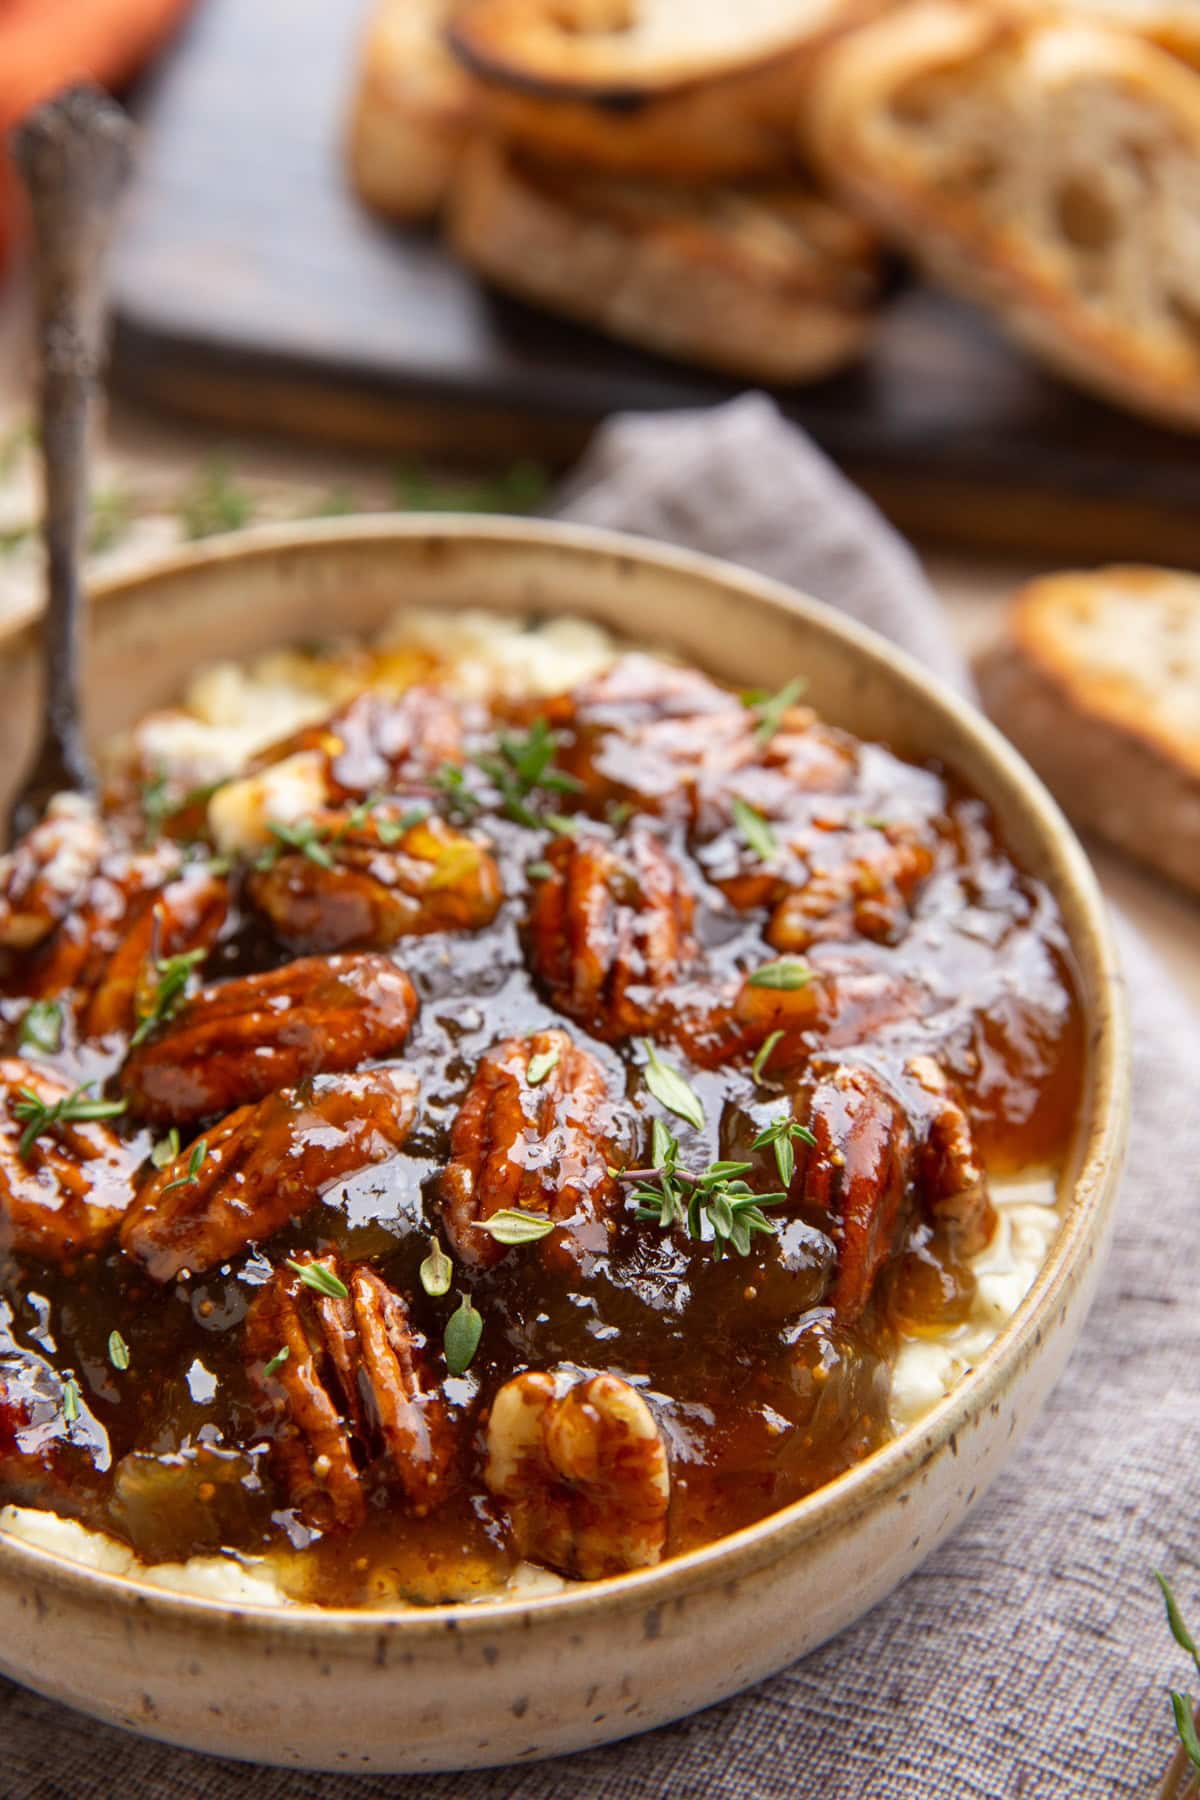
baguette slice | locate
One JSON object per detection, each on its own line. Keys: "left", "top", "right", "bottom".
{"left": 1015, "top": 1, "right": 1200, "bottom": 67}
{"left": 347, "top": 0, "right": 475, "bottom": 222}
{"left": 449, "top": 0, "right": 884, "bottom": 179}
{"left": 446, "top": 136, "right": 883, "bottom": 380}
{"left": 977, "top": 566, "right": 1200, "bottom": 896}
{"left": 807, "top": 1, "right": 1200, "bottom": 431}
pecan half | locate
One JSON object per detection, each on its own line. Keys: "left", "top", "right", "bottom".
{"left": 0, "top": 1059, "right": 138, "bottom": 1261}
{"left": 526, "top": 824, "right": 696, "bottom": 1039}
{"left": 439, "top": 1030, "right": 620, "bottom": 1271}
{"left": 120, "top": 1067, "right": 419, "bottom": 1280}
{"left": 797, "top": 1064, "right": 913, "bottom": 1325}
{"left": 247, "top": 812, "right": 502, "bottom": 954}
{"left": 76, "top": 865, "right": 228, "bottom": 1042}
{"left": 903, "top": 1055, "right": 994, "bottom": 1254}
{"left": 15, "top": 841, "right": 184, "bottom": 1004}
{"left": 733, "top": 965, "right": 930, "bottom": 1074}
{"left": 548, "top": 655, "right": 753, "bottom": 816}
{"left": 253, "top": 686, "right": 465, "bottom": 801}
{"left": 119, "top": 952, "right": 419, "bottom": 1123}
{"left": 485, "top": 1369, "right": 670, "bottom": 1580}
{"left": 245, "top": 1253, "right": 453, "bottom": 1531}
{"left": 0, "top": 796, "right": 106, "bottom": 953}
{"left": 767, "top": 824, "right": 936, "bottom": 953}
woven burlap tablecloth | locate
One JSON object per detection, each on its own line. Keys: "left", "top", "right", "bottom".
{"left": 2, "top": 396, "right": 1194, "bottom": 1799}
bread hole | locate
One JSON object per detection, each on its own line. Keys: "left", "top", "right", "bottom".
{"left": 1055, "top": 178, "right": 1117, "bottom": 253}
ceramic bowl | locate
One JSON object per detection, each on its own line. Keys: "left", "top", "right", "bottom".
{"left": 0, "top": 519, "right": 1128, "bottom": 1772}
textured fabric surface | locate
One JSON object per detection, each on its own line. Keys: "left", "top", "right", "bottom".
{"left": 2, "top": 396, "right": 1194, "bottom": 1799}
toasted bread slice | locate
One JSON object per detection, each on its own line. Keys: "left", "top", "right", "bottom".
{"left": 1016, "top": 1, "right": 1200, "bottom": 67}
{"left": 807, "top": 1, "right": 1200, "bottom": 430}
{"left": 977, "top": 566, "right": 1200, "bottom": 895}
{"left": 446, "top": 136, "right": 883, "bottom": 380}
{"left": 347, "top": 0, "right": 475, "bottom": 222}
{"left": 449, "top": 0, "right": 883, "bottom": 179}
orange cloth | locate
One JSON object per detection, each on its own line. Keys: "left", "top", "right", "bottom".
{"left": 0, "top": 0, "right": 196, "bottom": 274}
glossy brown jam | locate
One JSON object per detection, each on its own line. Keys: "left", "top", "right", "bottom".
{"left": 0, "top": 649, "right": 1083, "bottom": 1604}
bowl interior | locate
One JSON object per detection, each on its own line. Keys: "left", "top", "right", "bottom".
{"left": 0, "top": 515, "right": 1127, "bottom": 1623}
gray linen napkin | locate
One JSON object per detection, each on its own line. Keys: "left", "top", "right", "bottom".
{"left": 3, "top": 396, "right": 1196, "bottom": 1799}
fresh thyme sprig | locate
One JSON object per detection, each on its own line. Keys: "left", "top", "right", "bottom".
{"left": 178, "top": 455, "right": 254, "bottom": 540}
{"left": 614, "top": 1120, "right": 786, "bottom": 1260}
{"left": 132, "top": 948, "right": 208, "bottom": 1047}
{"left": 138, "top": 768, "right": 225, "bottom": 844}
{"left": 431, "top": 764, "right": 481, "bottom": 822}
{"left": 12, "top": 1085, "right": 127, "bottom": 1161}
{"left": 472, "top": 717, "right": 582, "bottom": 829}
{"left": 393, "top": 458, "right": 548, "bottom": 515}
{"left": 254, "top": 799, "right": 429, "bottom": 871}
{"left": 1158, "top": 1574, "right": 1200, "bottom": 1783}
{"left": 161, "top": 1138, "right": 208, "bottom": 1194}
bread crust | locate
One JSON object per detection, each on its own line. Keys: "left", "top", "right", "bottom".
{"left": 346, "top": 0, "right": 475, "bottom": 221}
{"left": 446, "top": 137, "right": 881, "bottom": 379}
{"left": 449, "top": 0, "right": 885, "bottom": 178}
{"left": 806, "top": 0, "right": 1200, "bottom": 431}
{"left": 977, "top": 566, "right": 1200, "bottom": 896}
{"left": 1013, "top": 1, "right": 1200, "bottom": 69}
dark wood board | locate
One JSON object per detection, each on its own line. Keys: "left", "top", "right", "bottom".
{"left": 110, "top": 0, "right": 1200, "bottom": 563}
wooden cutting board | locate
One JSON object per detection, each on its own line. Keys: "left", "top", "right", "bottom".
{"left": 110, "top": 0, "right": 1200, "bottom": 563}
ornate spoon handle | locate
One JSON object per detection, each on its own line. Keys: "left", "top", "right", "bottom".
{"left": 8, "top": 83, "right": 133, "bottom": 840}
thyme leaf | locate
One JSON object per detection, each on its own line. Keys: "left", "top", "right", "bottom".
{"left": 616, "top": 1122, "right": 786, "bottom": 1260}
{"left": 640, "top": 1041, "right": 705, "bottom": 1132}
{"left": 750, "top": 677, "right": 807, "bottom": 748}
{"left": 752, "top": 1113, "right": 817, "bottom": 1187}
{"left": 18, "top": 1000, "right": 63, "bottom": 1057}
{"left": 162, "top": 1138, "right": 209, "bottom": 1194}
{"left": 150, "top": 1127, "right": 181, "bottom": 1170}
{"left": 750, "top": 1029, "right": 785, "bottom": 1087}
{"left": 731, "top": 796, "right": 777, "bottom": 860}
{"left": 475, "top": 1209, "right": 555, "bottom": 1246}
{"left": 746, "top": 957, "right": 815, "bottom": 992}
{"left": 526, "top": 1046, "right": 560, "bottom": 1087}
{"left": 419, "top": 1237, "right": 453, "bottom": 1298}
{"left": 131, "top": 949, "right": 207, "bottom": 1046}
{"left": 444, "top": 1291, "right": 483, "bottom": 1376}
{"left": 288, "top": 1259, "right": 349, "bottom": 1301}
{"left": 13, "top": 1085, "right": 127, "bottom": 1161}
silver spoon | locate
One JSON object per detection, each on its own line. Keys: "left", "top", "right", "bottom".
{"left": 7, "top": 84, "right": 133, "bottom": 842}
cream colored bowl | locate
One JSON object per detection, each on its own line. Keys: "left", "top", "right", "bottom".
{"left": 0, "top": 519, "right": 1128, "bottom": 1773}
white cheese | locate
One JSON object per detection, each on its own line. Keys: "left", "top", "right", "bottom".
{"left": 207, "top": 750, "right": 328, "bottom": 858}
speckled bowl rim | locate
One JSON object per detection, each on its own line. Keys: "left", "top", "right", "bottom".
{"left": 0, "top": 515, "right": 1129, "bottom": 1642}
